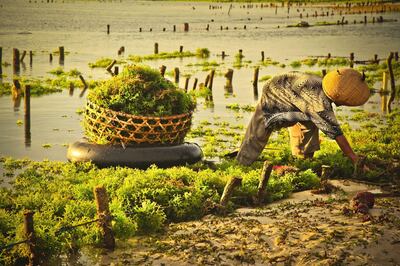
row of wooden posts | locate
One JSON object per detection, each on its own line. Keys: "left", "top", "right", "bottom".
{"left": 4, "top": 165, "right": 275, "bottom": 266}
{"left": 2, "top": 185, "right": 114, "bottom": 266}
{"left": 4, "top": 47, "right": 65, "bottom": 75}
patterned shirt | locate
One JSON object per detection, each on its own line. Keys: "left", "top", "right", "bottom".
{"left": 261, "top": 72, "right": 343, "bottom": 139}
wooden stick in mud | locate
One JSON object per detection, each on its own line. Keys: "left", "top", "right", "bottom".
{"left": 184, "top": 22, "right": 189, "bottom": 32}
{"left": 184, "top": 77, "right": 189, "bottom": 92}
{"left": 13, "top": 48, "right": 20, "bottom": 74}
{"left": 159, "top": 65, "right": 166, "bottom": 77}
{"left": 387, "top": 52, "right": 396, "bottom": 113}
{"left": 322, "top": 69, "right": 327, "bottom": 77}
{"left": 174, "top": 67, "right": 180, "bottom": 84}
{"left": 93, "top": 185, "right": 115, "bottom": 250}
{"left": 154, "top": 42, "right": 159, "bottom": 54}
{"left": 114, "top": 66, "right": 119, "bottom": 76}
{"left": 24, "top": 211, "right": 38, "bottom": 266}
{"left": 59, "top": 46, "right": 64, "bottom": 65}
{"left": 220, "top": 176, "right": 242, "bottom": 207}
{"left": 261, "top": 51, "right": 265, "bottom": 61}
{"left": 192, "top": 78, "right": 198, "bottom": 90}
{"left": 20, "top": 50, "right": 27, "bottom": 62}
{"left": 395, "top": 52, "right": 399, "bottom": 61}
{"left": 49, "top": 53, "right": 53, "bottom": 63}
{"left": 107, "top": 24, "right": 110, "bottom": 34}
{"left": 179, "top": 45, "right": 183, "bottom": 53}
{"left": 255, "top": 161, "right": 273, "bottom": 205}
{"left": 79, "top": 75, "right": 88, "bottom": 98}
{"left": 173, "top": 25, "right": 176, "bottom": 32}
{"left": 221, "top": 51, "right": 226, "bottom": 59}
{"left": 106, "top": 59, "right": 116, "bottom": 74}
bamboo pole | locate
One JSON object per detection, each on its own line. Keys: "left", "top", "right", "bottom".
{"left": 24, "top": 211, "right": 38, "bottom": 266}
{"left": 93, "top": 185, "right": 115, "bottom": 250}
{"left": 381, "top": 71, "right": 388, "bottom": 93}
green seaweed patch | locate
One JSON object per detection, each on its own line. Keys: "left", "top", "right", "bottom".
{"left": 129, "top": 48, "right": 210, "bottom": 62}
{"left": 290, "top": 61, "right": 302, "bottom": 68}
{"left": 87, "top": 65, "right": 195, "bottom": 116}
{"left": 0, "top": 82, "right": 12, "bottom": 96}
{"left": 259, "top": 58, "right": 280, "bottom": 67}
{"left": 88, "top": 58, "right": 124, "bottom": 68}
{"left": 226, "top": 103, "right": 255, "bottom": 112}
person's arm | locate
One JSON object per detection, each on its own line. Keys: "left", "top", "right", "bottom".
{"left": 335, "top": 134, "right": 358, "bottom": 165}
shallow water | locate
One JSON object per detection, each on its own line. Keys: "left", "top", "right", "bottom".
{"left": 0, "top": 0, "right": 399, "bottom": 161}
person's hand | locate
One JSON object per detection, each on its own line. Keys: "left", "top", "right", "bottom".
{"left": 353, "top": 155, "right": 370, "bottom": 177}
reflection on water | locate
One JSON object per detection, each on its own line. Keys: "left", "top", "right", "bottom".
{"left": 0, "top": 0, "right": 399, "bottom": 160}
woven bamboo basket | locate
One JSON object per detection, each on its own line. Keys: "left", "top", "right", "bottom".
{"left": 83, "top": 100, "right": 192, "bottom": 145}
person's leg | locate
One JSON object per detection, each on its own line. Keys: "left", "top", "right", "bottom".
{"left": 289, "top": 121, "right": 320, "bottom": 159}
{"left": 236, "top": 102, "right": 271, "bottom": 166}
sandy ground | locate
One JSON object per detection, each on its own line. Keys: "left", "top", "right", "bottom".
{"left": 77, "top": 180, "right": 400, "bottom": 266}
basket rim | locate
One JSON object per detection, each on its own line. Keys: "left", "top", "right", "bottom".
{"left": 86, "top": 100, "right": 193, "bottom": 120}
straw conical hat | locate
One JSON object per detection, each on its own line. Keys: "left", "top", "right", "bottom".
{"left": 322, "top": 68, "right": 370, "bottom": 106}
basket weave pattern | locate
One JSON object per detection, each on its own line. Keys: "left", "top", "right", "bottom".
{"left": 84, "top": 101, "right": 192, "bottom": 145}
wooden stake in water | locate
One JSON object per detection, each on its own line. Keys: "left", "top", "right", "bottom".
{"left": 221, "top": 51, "right": 226, "bottom": 60}
{"left": 0, "top": 47, "right": 2, "bottom": 75}
{"left": 225, "top": 68, "right": 233, "bottom": 90}
{"left": 208, "top": 69, "right": 215, "bottom": 91}
{"left": 49, "top": 53, "right": 53, "bottom": 63}
{"left": 253, "top": 67, "right": 259, "bottom": 96}
{"left": 159, "top": 65, "right": 166, "bottom": 77}
{"left": 193, "top": 78, "right": 198, "bottom": 90}
{"left": 93, "top": 185, "right": 115, "bottom": 250}
{"left": 107, "top": 24, "right": 110, "bottom": 34}
{"left": 29, "top": 51, "right": 33, "bottom": 66}
{"left": 184, "top": 22, "right": 189, "bottom": 32}
{"left": 179, "top": 45, "right": 183, "bottom": 53}
{"left": 24, "top": 211, "right": 38, "bottom": 266}
{"left": 59, "top": 46, "right": 64, "bottom": 65}
{"left": 20, "top": 50, "right": 27, "bottom": 62}
{"left": 13, "top": 48, "right": 20, "bottom": 74}
{"left": 154, "top": 43, "right": 159, "bottom": 54}
{"left": 24, "top": 85, "right": 31, "bottom": 147}
{"left": 184, "top": 77, "right": 189, "bottom": 92}
{"left": 114, "top": 66, "right": 119, "bottom": 76}
{"left": 174, "top": 67, "right": 180, "bottom": 84}
{"left": 349, "top": 52, "right": 354, "bottom": 68}
{"left": 387, "top": 52, "right": 396, "bottom": 113}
